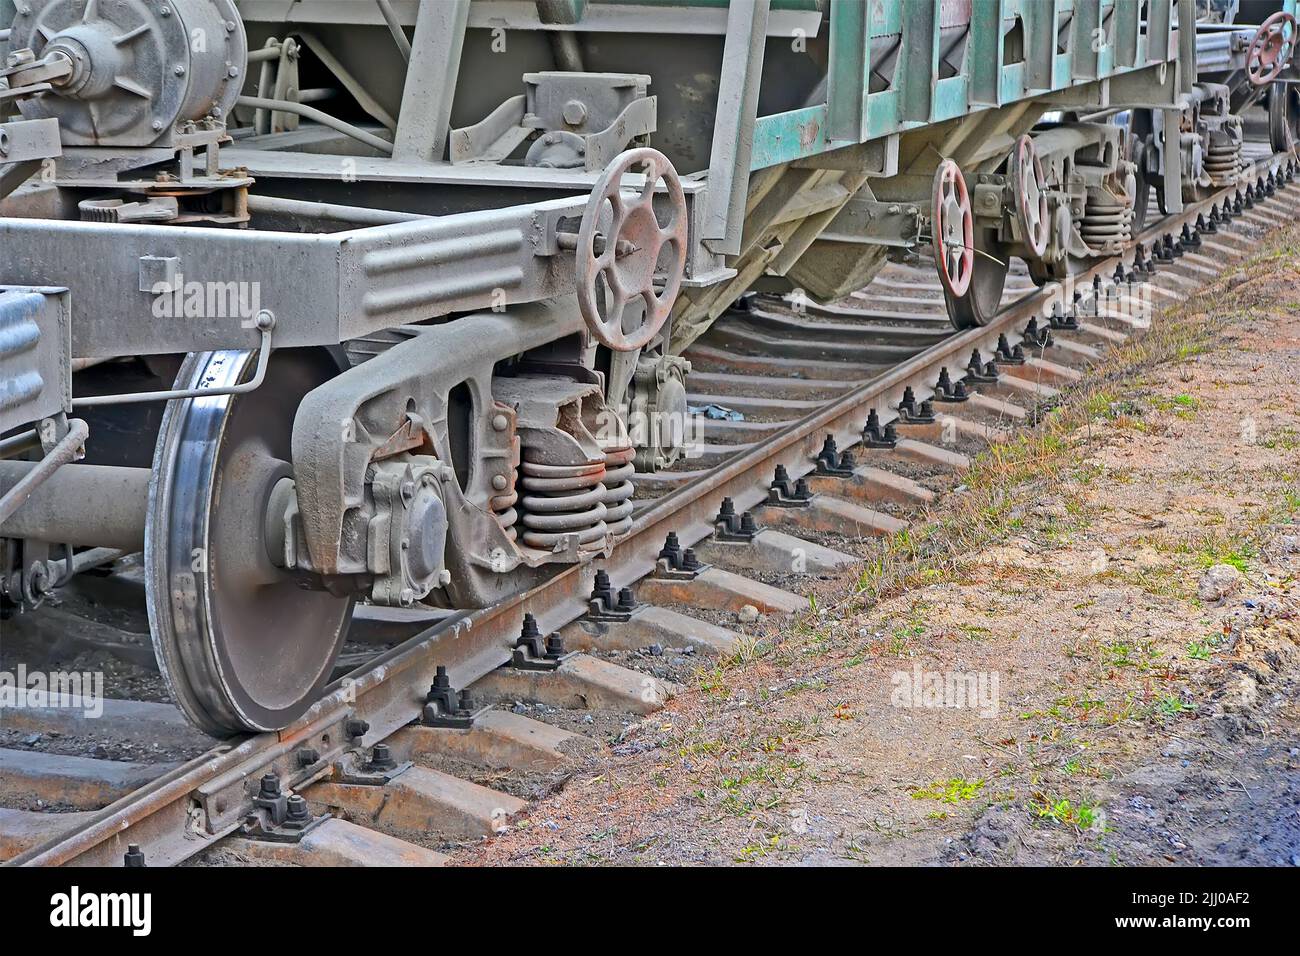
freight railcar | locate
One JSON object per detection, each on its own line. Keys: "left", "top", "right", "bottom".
{"left": 0, "top": 0, "right": 1290, "bottom": 735}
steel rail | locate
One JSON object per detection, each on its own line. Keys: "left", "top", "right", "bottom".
{"left": 10, "top": 153, "right": 1290, "bottom": 867}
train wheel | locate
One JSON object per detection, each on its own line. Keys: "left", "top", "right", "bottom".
{"left": 1269, "top": 82, "right": 1300, "bottom": 153}
{"left": 146, "top": 348, "right": 354, "bottom": 737}
{"left": 944, "top": 224, "right": 1009, "bottom": 330}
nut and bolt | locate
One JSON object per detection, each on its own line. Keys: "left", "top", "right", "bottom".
{"left": 562, "top": 99, "right": 588, "bottom": 126}
{"left": 258, "top": 772, "right": 281, "bottom": 799}
{"left": 367, "top": 743, "right": 397, "bottom": 771}
{"left": 284, "top": 795, "right": 311, "bottom": 825}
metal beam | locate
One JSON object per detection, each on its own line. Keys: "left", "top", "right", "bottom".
{"left": 701, "top": 0, "right": 770, "bottom": 256}
{"left": 1161, "top": 107, "right": 1183, "bottom": 215}
{"left": 392, "top": 0, "right": 471, "bottom": 163}
{"left": 1177, "top": 0, "right": 1196, "bottom": 96}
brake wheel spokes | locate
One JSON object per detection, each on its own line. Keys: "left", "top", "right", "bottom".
{"left": 575, "top": 147, "right": 688, "bottom": 352}
{"left": 1011, "top": 134, "right": 1049, "bottom": 258}
{"left": 1248, "top": 11, "right": 1297, "bottom": 87}
{"left": 932, "top": 158, "right": 974, "bottom": 298}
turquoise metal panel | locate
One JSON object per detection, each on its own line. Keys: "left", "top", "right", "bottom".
{"left": 1096, "top": 43, "right": 1114, "bottom": 77}
{"left": 827, "top": 0, "right": 871, "bottom": 143}
{"left": 931, "top": 75, "right": 969, "bottom": 123}
{"left": 746, "top": 0, "right": 1184, "bottom": 171}
{"left": 866, "top": 89, "right": 907, "bottom": 139}
{"left": 1072, "top": 0, "right": 1100, "bottom": 80}
{"left": 1000, "top": 62, "right": 1026, "bottom": 104}
{"left": 1024, "top": 0, "right": 1058, "bottom": 91}
{"left": 751, "top": 105, "right": 830, "bottom": 169}
{"left": 896, "top": 0, "right": 939, "bottom": 123}
{"left": 1114, "top": 0, "right": 1139, "bottom": 68}
{"left": 869, "top": 1, "right": 901, "bottom": 38}
{"left": 968, "top": 0, "right": 1007, "bottom": 107}
{"left": 1053, "top": 50, "right": 1071, "bottom": 88}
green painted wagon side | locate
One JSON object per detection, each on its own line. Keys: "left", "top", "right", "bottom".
{"left": 672, "top": 0, "right": 1196, "bottom": 349}
{"left": 751, "top": 0, "right": 1190, "bottom": 170}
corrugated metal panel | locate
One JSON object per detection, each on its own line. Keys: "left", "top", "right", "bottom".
{"left": 0, "top": 287, "right": 71, "bottom": 435}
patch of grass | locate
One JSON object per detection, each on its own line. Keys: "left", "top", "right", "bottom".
{"left": 1185, "top": 641, "right": 1213, "bottom": 661}
{"left": 1101, "top": 564, "right": 1193, "bottom": 600}
{"left": 735, "top": 834, "right": 782, "bottom": 862}
{"left": 1102, "top": 640, "right": 1161, "bottom": 669}
{"left": 694, "top": 664, "right": 731, "bottom": 698}
{"left": 1150, "top": 393, "right": 1199, "bottom": 418}
{"left": 725, "top": 633, "right": 771, "bottom": 667}
{"left": 1258, "top": 426, "right": 1299, "bottom": 450}
{"left": 1193, "top": 540, "right": 1252, "bottom": 572}
{"left": 1033, "top": 795, "right": 1102, "bottom": 831}
{"left": 1155, "top": 694, "right": 1190, "bottom": 719}
{"left": 911, "top": 777, "right": 986, "bottom": 804}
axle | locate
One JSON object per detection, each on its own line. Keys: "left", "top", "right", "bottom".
{"left": 0, "top": 461, "right": 148, "bottom": 551}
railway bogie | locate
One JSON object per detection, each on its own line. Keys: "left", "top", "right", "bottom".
{"left": 0, "top": 0, "right": 1296, "bottom": 740}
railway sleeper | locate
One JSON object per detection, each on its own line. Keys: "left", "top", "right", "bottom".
{"left": 0, "top": 748, "right": 179, "bottom": 811}
{"left": 561, "top": 604, "right": 742, "bottom": 658}
{"left": 385, "top": 713, "right": 595, "bottom": 774}
{"left": 0, "top": 808, "right": 97, "bottom": 863}
{"left": 692, "top": 528, "right": 857, "bottom": 577}
{"left": 802, "top": 466, "right": 937, "bottom": 508}
{"left": 471, "top": 652, "right": 678, "bottom": 715}
{"left": 636, "top": 566, "right": 805, "bottom": 616}
{"left": 304, "top": 765, "right": 525, "bottom": 843}
{"left": 754, "top": 494, "right": 906, "bottom": 540}
{"left": 225, "top": 817, "right": 448, "bottom": 867}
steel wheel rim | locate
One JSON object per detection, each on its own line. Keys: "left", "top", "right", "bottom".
{"left": 146, "top": 348, "right": 353, "bottom": 737}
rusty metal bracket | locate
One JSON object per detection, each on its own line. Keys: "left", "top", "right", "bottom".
{"left": 509, "top": 612, "right": 577, "bottom": 669}
{"left": 586, "top": 570, "right": 643, "bottom": 622}
{"left": 812, "top": 436, "right": 857, "bottom": 477}
{"left": 240, "top": 772, "right": 331, "bottom": 844}
{"left": 766, "top": 464, "right": 813, "bottom": 507}
{"left": 420, "top": 666, "right": 491, "bottom": 728}
{"left": 653, "top": 531, "right": 708, "bottom": 580}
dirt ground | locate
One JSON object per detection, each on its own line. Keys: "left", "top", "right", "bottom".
{"left": 455, "top": 225, "right": 1300, "bottom": 867}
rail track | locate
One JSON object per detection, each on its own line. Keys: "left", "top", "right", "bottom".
{"left": 0, "top": 140, "right": 1294, "bottom": 868}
